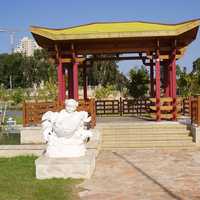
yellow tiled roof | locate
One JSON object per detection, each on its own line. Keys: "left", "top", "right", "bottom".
{"left": 30, "top": 19, "right": 200, "bottom": 40}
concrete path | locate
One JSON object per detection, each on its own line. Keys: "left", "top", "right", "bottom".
{"left": 79, "top": 149, "right": 200, "bottom": 200}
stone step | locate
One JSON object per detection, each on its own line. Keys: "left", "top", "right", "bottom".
{"left": 101, "top": 140, "right": 195, "bottom": 149}
{"left": 102, "top": 130, "right": 191, "bottom": 135}
{"left": 102, "top": 138, "right": 193, "bottom": 145}
{"left": 102, "top": 135, "right": 192, "bottom": 141}
{"left": 97, "top": 123, "right": 189, "bottom": 129}
{"left": 102, "top": 146, "right": 196, "bottom": 150}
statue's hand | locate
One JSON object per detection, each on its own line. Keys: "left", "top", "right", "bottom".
{"left": 84, "top": 116, "right": 91, "bottom": 123}
{"left": 43, "top": 127, "right": 52, "bottom": 142}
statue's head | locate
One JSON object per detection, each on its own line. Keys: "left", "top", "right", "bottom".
{"left": 65, "top": 99, "right": 78, "bottom": 113}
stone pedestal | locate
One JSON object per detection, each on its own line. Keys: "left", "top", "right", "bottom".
{"left": 191, "top": 124, "right": 200, "bottom": 143}
{"left": 35, "top": 150, "right": 96, "bottom": 179}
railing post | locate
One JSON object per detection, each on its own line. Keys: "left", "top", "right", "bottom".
{"left": 197, "top": 96, "right": 200, "bottom": 126}
{"left": 155, "top": 49, "right": 161, "bottom": 121}
{"left": 22, "top": 101, "right": 26, "bottom": 127}
{"left": 189, "top": 96, "right": 192, "bottom": 116}
{"left": 120, "top": 97, "right": 122, "bottom": 116}
{"left": 191, "top": 97, "right": 193, "bottom": 124}
{"left": 182, "top": 98, "right": 185, "bottom": 116}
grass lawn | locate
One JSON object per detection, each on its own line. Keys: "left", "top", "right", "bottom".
{"left": 0, "top": 156, "right": 81, "bottom": 200}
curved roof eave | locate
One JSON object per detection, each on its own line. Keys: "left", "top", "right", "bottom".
{"left": 30, "top": 19, "right": 200, "bottom": 41}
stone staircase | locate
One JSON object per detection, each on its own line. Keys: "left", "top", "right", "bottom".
{"left": 97, "top": 122, "right": 195, "bottom": 149}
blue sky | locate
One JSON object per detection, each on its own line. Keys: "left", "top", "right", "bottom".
{"left": 0, "top": 0, "right": 200, "bottom": 74}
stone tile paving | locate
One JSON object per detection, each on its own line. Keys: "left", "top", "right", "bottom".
{"left": 79, "top": 149, "right": 200, "bottom": 200}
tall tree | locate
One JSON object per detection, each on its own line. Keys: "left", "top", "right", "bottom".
{"left": 87, "top": 55, "right": 127, "bottom": 90}
{"left": 177, "top": 66, "right": 192, "bottom": 97}
{"left": 128, "top": 66, "right": 149, "bottom": 98}
{"left": 0, "top": 49, "right": 56, "bottom": 88}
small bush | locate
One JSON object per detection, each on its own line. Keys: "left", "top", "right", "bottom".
{"left": 11, "top": 88, "right": 25, "bottom": 105}
{"left": 0, "top": 84, "right": 9, "bottom": 101}
{"left": 95, "top": 85, "right": 115, "bottom": 99}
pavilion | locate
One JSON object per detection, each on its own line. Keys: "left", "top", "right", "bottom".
{"left": 30, "top": 19, "right": 200, "bottom": 121}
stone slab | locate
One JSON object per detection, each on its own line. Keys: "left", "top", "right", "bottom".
{"left": 35, "top": 150, "right": 96, "bottom": 179}
{"left": 20, "top": 127, "right": 45, "bottom": 144}
{"left": 0, "top": 144, "right": 45, "bottom": 157}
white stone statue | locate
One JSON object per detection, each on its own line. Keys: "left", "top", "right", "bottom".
{"left": 41, "top": 99, "right": 92, "bottom": 158}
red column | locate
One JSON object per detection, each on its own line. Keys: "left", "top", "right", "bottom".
{"left": 164, "top": 61, "right": 170, "bottom": 97}
{"left": 83, "top": 66, "right": 88, "bottom": 100}
{"left": 67, "top": 65, "right": 73, "bottom": 99}
{"left": 170, "top": 63, "right": 173, "bottom": 97}
{"left": 150, "top": 60, "right": 154, "bottom": 97}
{"left": 171, "top": 49, "right": 177, "bottom": 120}
{"left": 73, "top": 62, "right": 79, "bottom": 100}
{"left": 57, "top": 59, "right": 64, "bottom": 103}
{"left": 62, "top": 67, "right": 66, "bottom": 101}
{"left": 155, "top": 50, "right": 161, "bottom": 121}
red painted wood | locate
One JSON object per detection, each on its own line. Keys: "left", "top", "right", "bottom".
{"left": 73, "top": 62, "right": 79, "bottom": 100}
{"left": 171, "top": 49, "right": 177, "bottom": 120}
{"left": 169, "top": 62, "right": 173, "bottom": 97}
{"left": 67, "top": 66, "right": 73, "bottom": 99}
{"left": 165, "top": 66, "right": 170, "bottom": 97}
{"left": 57, "top": 59, "right": 63, "bottom": 103}
{"left": 83, "top": 66, "right": 88, "bottom": 100}
{"left": 164, "top": 61, "right": 170, "bottom": 97}
{"left": 150, "top": 61, "right": 154, "bottom": 97}
{"left": 62, "top": 68, "right": 66, "bottom": 100}
{"left": 155, "top": 51, "right": 161, "bottom": 121}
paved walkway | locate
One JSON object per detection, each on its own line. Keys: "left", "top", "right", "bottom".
{"left": 79, "top": 149, "right": 200, "bottom": 200}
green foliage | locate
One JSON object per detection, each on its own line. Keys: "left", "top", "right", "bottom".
{"left": 87, "top": 55, "right": 128, "bottom": 90}
{"left": 0, "top": 50, "right": 56, "bottom": 89}
{"left": 0, "top": 156, "right": 81, "bottom": 200}
{"left": 95, "top": 85, "right": 116, "bottom": 99}
{"left": 177, "top": 67, "right": 192, "bottom": 97}
{"left": 11, "top": 88, "right": 25, "bottom": 105}
{"left": 45, "top": 81, "right": 57, "bottom": 100}
{"left": 0, "top": 84, "right": 9, "bottom": 101}
{"left": 128, "top": 66, "right": 149, "bottom": 98}
{"left": 36, "top": 81, "right": 57, "bottom": 101}
{"left": 177, "top": 58, "right": 200, "bottom": 97}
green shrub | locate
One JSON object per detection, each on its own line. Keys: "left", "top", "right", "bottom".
{"left": 95, "top": 85, "right": 115, "bottom": 99}
{"left": 11, "top": 88, "right": 25, "bottom": 105}
{"left": 0, "top": 84, "right": 9, "bottom": 101}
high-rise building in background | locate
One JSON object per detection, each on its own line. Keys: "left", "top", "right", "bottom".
{"left": 14, "top": 37, "right": 41, "bottom": 56}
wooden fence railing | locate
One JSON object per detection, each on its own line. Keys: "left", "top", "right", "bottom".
{"left": 122, "top": 98, "right": 149, "bottom": 116}
{"left": 95, "top": 99, "right": 120, "bottom": 116}
{"left": 23, "top": 96, "right": 198, "bottom": 126}
{"left": 23, "top": 99, "right": 96, "bottom": 128}
{"left": 191, "top": 96, "right": 200, "bottom": 126}
{"left": 96, "top": 97, "right": 186, "bottom": 119}
{"left": 95, "top": 98, "right": 150, "bottom": 117}
{"left": 182, "top": 97, "right": 191, "bottom": 116}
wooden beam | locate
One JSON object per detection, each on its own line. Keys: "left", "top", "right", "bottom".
{"left": 61, "top": 57, "right": 85, "bottom": 63}
{"left": 86, "top": 56, "right": 145, "bottom": 62}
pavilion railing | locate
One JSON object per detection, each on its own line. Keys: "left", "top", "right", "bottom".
{"left": 148, "top": 97, "right": 182, "bottom": 120}
{"left": 23, "top": 99, "right": 96, "bottom": 128}
{"left": 23, "top": 97, "right": 195, "bottom": 126}
{"left": 191, "top": 96, "right": 200, "bottom": 126}
{"left": 182, "top": 97, "right": 191, "bottom": 116}
{"left": 95, "top": 98, "right": 150, "bottom": 117}
{"left": 96, "top": 97, "right": 186, "bottom": 119}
